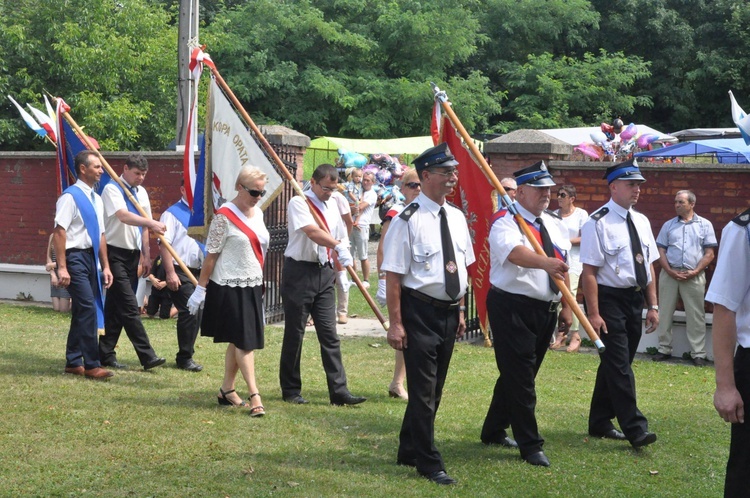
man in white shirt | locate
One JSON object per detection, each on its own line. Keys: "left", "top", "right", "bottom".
{"left": 53, "top": 151, "right": 114, "bottom": 380}
{"left": 351, "top": 171, "right": 378, "bottom": 286}
{"left": 279, "top": 163, "right": 366, "bottom": 406}
{"left": 160, "top": 181, "right": 206, "bottom": 372}
{"left": 98, "top": 154, "right": 168, "bottom": 371}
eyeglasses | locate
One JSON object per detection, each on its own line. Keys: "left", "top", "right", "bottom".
{"left": 504, "top": 187, "right": 517, "bottom": 192}
{"left": 428, "top": 168, "right": 459, "bottom": 177}
{"left": 557, "top": 192, "right": 569, "bottom": 198}
{"left": 404, "top": 182, "right": 421, "bottom": 189}
{"left": 241, "top": 185, "right": 266, "bottom": 197}
{"left": 317, "top": 185, "right": 337, "bottom": 193}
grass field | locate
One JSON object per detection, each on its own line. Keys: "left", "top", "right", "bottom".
{"left": 0, "top": 302, "right": 729, "bottom": 497}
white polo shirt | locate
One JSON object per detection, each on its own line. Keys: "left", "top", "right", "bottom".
{"left": 101, "top": 177, "right": 152, "bottom": 250}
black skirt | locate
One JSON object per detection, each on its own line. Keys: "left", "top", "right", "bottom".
{"left": 201, "top": 281, "right": 264, "bottom": 351}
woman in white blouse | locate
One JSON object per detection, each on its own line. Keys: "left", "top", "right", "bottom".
{"left": 551, "top": 185, "right": 588, "bottom": 352}
{"left": 189, "top": 166, "right": 270, "bottom": 416}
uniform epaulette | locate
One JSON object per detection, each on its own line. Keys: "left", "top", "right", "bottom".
{"left": 399, "top": 203, "right": 420, "bottom": 221}
{"left": 591, "top": 207, "right": 609, "bottom": 221}
{"left": 731, "top": 207, "right": 750, "bottom": 227}
{"left": 446, "top": 200, "right": 460, "bottom": 211}
{"left": 544, "top": 209, "right": 562, "bottom": 220}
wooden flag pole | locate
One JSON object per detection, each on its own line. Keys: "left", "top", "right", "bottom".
{"left": 205, "top": 57, "right": 389, "bottom": 330}
{"left": 50, "top": 96, "right": 199, "bottom": 287}
{"left": 432, "top": 84, "right": 605, "bottom": 353}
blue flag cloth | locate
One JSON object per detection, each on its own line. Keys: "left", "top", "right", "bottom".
{"left": 167, "top": 201, "right": 207, "bottom": 255}
{"left": 65, "top": 185, "right": 105, "bottom": 330}
{"left": 189, "top": 135, "right": 207, "bottom": 228}
{"left": 56, "top": 119, "right": 87, "bottom": 195}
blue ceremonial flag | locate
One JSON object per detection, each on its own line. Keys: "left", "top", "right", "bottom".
{"left": 189, "top": 135, "right": 207, "bottom": 227}
{"left": 729, "top": 90, "right": 750, "bottom": 146}
{"left": 55, "top": 113, "right": 86, "bottom": 196}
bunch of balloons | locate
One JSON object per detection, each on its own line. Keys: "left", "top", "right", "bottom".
{"left": 574, "top": 120, "right": 660, "bottom": 162}
{"left": 336, "top": 149, "right": 407, "bottom": 220}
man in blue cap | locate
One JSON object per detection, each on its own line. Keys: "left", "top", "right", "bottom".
{"left": 579, "top": 158, "right": 660, "bottom": 448}
{"left": 480, "top": 160, "right": 572, "bottom": 467}
{"left": 382, "top": 142, "right": 475, "bottom": 485}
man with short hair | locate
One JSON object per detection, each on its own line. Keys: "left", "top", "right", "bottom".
{"left": 501, "top": 177, "right": 518, "bottom": 201}
{"left": 350, "top": 171, "right": 377, "bottom": 287}
{"left": 580, "top": 159, "right": 659, "bottom": 449}
{"left": 481, "top": 161, "right": 572, "bottom": 467}
{"left": 653, "top": 190, "right": 717, "bottom": 366}
{"left": 382, "top": 143, "right": 475, "bottom": 485}
{"left": 279, "top": 163, "right": 366, "bottom": 406}
{"left": 53, "top": 150, "right": 114, "bottom": 379}
{"left": 98, "top": 154, "right": 167, "bottom": 371}
{"left": 160, "top": 182, "right": 205, "bottom": 371}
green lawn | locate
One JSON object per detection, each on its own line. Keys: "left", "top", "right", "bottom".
{"left": 0, "top": 302, "right": 728, "bottom": 496}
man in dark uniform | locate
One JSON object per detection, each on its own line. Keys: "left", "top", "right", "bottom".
{"left": 579, "top": 159, "right": 659, "bottom": 448}
{"left": 707, "top": 207, "right": 750, "bottom": 498}
{"left": 382, "top": 143, "right": 476, "bottom": 485}
{"left": 481, "top": 161, "right": 572, "bottom": 467}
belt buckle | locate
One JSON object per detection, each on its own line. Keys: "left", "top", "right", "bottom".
{"left": 548, "top": 301, "right": 560, "bottom": 312}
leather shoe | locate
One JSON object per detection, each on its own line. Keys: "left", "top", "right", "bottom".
{"left": 482, "top": 435, "right": 518, "bottom": 448}
{"left": 84, "top": 367, "right": 114, "bottom": 380}
{"left": 283, "top": 394, "right": 309, "bottom": 405}
{"left": 630, "top": 431, "right": 657, "bottom": 448}
{"left": 419, "top": 470, "right": 457, "bottom": 485}
{"left": 652, "top": 352, "right": 671, "bottom": 362}
{"left": 589, "top": 429, "right": 627, "bottom": 440}
{"left": 692, "top": 357, "right": 708, "bottom": 367}
{"left": 64, "top": 366, "right": 84, "bottom": 376}
{"left": 177, "top": 359, "right": 203, "bottom": 372}
{"left": 523, "top": 451, "right": 550, "bottom": 467}
{"left": 102, "top": 360, "right": 128, "bottom": 370}
{"left": 143, "top": 357, "right": 166, "bottom": 370}
{"left": 330, "top": 393, "right": 367, "bottom": 406}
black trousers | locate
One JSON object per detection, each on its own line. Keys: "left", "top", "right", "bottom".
{"left": 587, "top": 285, "right": 649, "bottom": 438}
{"left": 64, "top": 249, "right": 102, "bottom": 369}
{"left": 99, "top": 246, "right": 157, "bottom": 366}
{"left": 397, "top": 291, "right": 459, "bottom": 474}
{"left": 279, "top": 258, "right": 348, "bottom": 400}
{"left": 166, "top": 266, "right": 200, "bottom": 364}
{"left": 481, "top": 288, "right": 557, "bottom": 457}
{"left": 725, "top": 346, "right": 750, "bottom": 498}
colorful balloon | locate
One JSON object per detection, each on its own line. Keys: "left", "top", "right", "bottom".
{"left": 636, "top": 133, "right": 659, "bottom": 149}
{"left": 337, "top": 149, "right": 367, "bottom": 168}
{"left": 574, "top": 142, "right": 603, "bottom": 160}
{"left": 376, "top": 168, "right": 393, "bottom": 186}
{"left": 362, "top": 163, "right": 379, "bottom": 176}
{"left": 619, "top": 123, "right": 638, "bottom": 141}
{"left": 590, "top": 131, "right": 609, "bottom": 145}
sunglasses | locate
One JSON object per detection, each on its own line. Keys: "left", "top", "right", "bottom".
{"left": 428, "top": 168, "right": 459, "bottom": 177}
{"left": 557, "top": 192, "right": 568, "bottom": 198}
{"left": 404, "top": 182, "right": 421, "bottom": 189}
{"left": 241, "top": 185, "right": 266, "bottom": 197}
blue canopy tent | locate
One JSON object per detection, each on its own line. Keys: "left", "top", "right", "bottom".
{"left": 634, "top": 138, "right": 750, "bottom": 164}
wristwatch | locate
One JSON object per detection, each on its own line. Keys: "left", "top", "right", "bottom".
{"left": 459, "top": 306, "right": 466, "bottom": 312}
{"left": 648, "top": 305, "right": 659, "bottom": 311}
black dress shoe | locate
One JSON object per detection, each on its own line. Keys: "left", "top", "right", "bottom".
{"left": 419, "top": 470, "right": 457, "bottom": 485}
{"left": 589, "top": 429, "right": 627, "bottom": 440}
{"left": 652, "top": 352, "right": 671, "bottom": 362}
{"left": 523, "top": 451, "right": 550, "bottom": 467}
{"left": 143, "top": 357, "right": 166, "bottom": 370}
{"left": 177, "top": 359, "right": 203, "bottom": 372}
{"left": 283, "top": 394, "right": 309, "bottom": 405}
{"left": 630, "top": 431, "right": 657, "bottom": 448}
{"left": 330, "top": 393, "right": 367, "bottom": 406}
{"left": 102, "top": 360, "right": 128, "bottom": 370}
{"left": 482, "top": 435, "right": 518, "bottom": 448}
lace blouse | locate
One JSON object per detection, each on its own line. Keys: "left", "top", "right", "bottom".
{"left": 206, "top": 209, "right": 269, "bottom": 287}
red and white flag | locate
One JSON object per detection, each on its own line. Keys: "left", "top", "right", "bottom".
{"left": 28, "top": 104, "right": 57, "bottom": 142}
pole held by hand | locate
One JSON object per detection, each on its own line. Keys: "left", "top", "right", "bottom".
{"left": 431, "top": 83, "right": 604, "bottom": 353}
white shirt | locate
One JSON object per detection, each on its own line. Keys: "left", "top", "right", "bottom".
{"left": 101, "top": 177, "right": 152, "bottom": 250}
{"left": 489, "top": 204, "right": 571, "bottom": 302}
{"left": 706, "top": 217, "right": 750, "bottom": 347}
{"left": 54, "top": 180, "right": 105, "bottom": 249}
{"left": 381, "top": 192, "right": 476, "bottom": 301}
{"left": 160, "top": 199, "right": 205, "bottom": 269}
{"left": 284, "top": 190, "right": 347, "bottom": 263}
{"left": 206, "top": 204, "right": 269, "bottom": 287}
{"left": 580, "top": 199, "right": 658, "bottom": 288}
{"left": 358, "top": 188, "right": 378, "bottom": 228}
{"left": 554, "top": 207, "right": 589, "bottom": 275}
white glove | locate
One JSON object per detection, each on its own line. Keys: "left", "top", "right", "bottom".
{"left": 337, "top": 270, "right": 352, "bottom": 292}
{"left": 376, "top": 279, "right": 387, "bottom": 306}
{"left": 187, "top": 285, "right": 206, "bottom": 315}
{"left": 334, "top": 243, "right": 354, "bottom": 268}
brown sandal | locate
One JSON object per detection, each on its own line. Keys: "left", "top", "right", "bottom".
{"left": 248, "top": 393, "right": 265, "bottom": 417}
{"left": 566, "top": 334, "right": 581, "bottom": 353}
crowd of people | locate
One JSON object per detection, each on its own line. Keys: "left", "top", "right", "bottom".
{"left": 48, "top": 147, "right": 748, "bottom": 493}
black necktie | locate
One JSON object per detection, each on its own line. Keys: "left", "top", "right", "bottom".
{"left": 440, "top": 207, "right": 460, "bottom": 300}
{"left": 536, "top": 217, "right": 559, "bottom": 293}
{"left": 626, "top": 212, "right": 648, "bottom": 289}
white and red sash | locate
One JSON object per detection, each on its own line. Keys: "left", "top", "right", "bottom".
{"left": 215, "top": 203, "right": 264, "bottom": 268}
